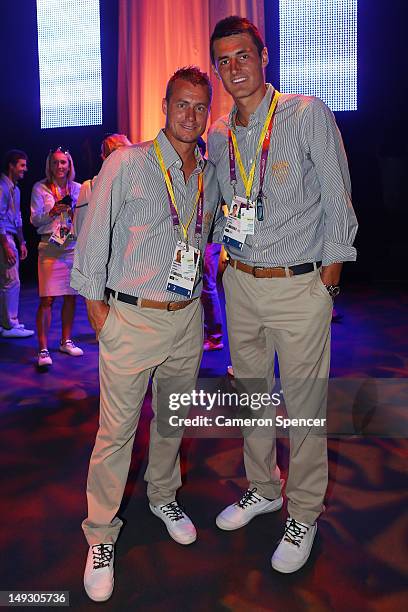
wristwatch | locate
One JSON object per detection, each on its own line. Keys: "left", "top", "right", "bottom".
{"left": 324, "top": 284, "right": 340, "bottom": 299}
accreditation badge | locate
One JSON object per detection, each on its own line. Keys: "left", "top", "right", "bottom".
{"left": 222, "top": 195, "right": 250, "bottom": 250}
{"left": 49, "top": 221, "right": 71, "bottom": 246}
{"left": 166, "top": 241, "right": 200, "bottom": 298}
{"left": 240, "top": 204, "right": 255, "bottom": 234}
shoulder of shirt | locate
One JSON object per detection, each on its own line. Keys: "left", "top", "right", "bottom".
{"left": 208, "top": 114, "right": 230, "bottom": 140}
{"left": 32, "top": 179, "right": 48, "bottom": 192}
{"left": 278, "top": 92, "right": 330, "bottom": 114}
{"left": 106, "top": 141, "right": 154, "bottom": 165}
{"left": 80, "top": 178, "right": 93, "bottom": 189}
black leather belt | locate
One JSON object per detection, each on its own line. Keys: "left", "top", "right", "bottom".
{"left": 229, "top": 258, "right": 322, "bottom": 278}
{"left": 106, "top": 288, "right": 197, "bottom": 311}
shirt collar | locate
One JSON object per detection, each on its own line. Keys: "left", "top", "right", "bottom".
{"left": 228, "top": 83, "right": 275, "bottom": 130}
{"left": 155, "top": 129, "right": 205, "bottom": 172}
{"left": 0, "top": 173, "right": 15, "bottom": 189}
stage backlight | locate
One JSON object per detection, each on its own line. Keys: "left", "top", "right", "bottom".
{"left": 279, "top": 0, "right": 357, "bottom": 111}
{"left": 36, "top": 0, "right": 102, "bottom": 128}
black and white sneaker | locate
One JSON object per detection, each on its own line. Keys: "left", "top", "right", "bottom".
{"left": 150, "top": 501, "right": 196, "bottom": 545}
{"left": 84, "top": 543, "right": 114, "bottom": 602}
{"left": 216, "top": 487, "right": 283, "bottom": 530}
{"left": 271, "top": 516, "right": 317, "bottom": 573}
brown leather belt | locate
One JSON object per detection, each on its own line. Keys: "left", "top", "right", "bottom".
{"left": 106, "top": 288, "right": 196, "bottom": 311}
{"left": 228, "top": 258, "right": 321, "bottom": 278}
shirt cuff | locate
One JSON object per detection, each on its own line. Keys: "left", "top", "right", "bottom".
{"left": 322, "top": 241, "right": 357, "bottom": 266}
{"left": 70, "top": 268, "right": 106, "bottom": 300}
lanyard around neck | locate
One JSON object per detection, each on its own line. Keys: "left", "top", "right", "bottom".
{"left": 153, "top": 138, "right": 204, "bottom": 243}
{"left": 228, "top": 90, "right": 280, "bottom": 201}
{"left": 48, "top": 182, "right": 69, "bottom": 201}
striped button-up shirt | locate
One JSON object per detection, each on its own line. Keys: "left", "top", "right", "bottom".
{"left": 208, "top": 84, "right": 358, "bottom": 267}
{"left": 71, "top": 130, "right": 220, "bottom": 301}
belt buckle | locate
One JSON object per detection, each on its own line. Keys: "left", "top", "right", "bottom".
{"left": 252, "top": 266, "right": 262, "bottom": 278}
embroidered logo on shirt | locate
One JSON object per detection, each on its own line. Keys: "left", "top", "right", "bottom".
{"left": 272, "top": 161, "right": 289, "bottom": 184}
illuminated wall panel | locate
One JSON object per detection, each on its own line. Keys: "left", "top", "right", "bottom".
{"left": 36, "top": 0, "right": 102, "bottom": 128}
{"left": 279, "top": 0, "right": 357, "bottom": 111}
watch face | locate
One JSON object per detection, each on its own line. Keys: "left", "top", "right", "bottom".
{"left": 328, "top": 285, "right": 340, "bottom": 298}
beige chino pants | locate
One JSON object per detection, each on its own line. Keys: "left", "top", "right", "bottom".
{"left": 82, "top": 296, "right": 203, "bottom": 545}
{"left": 223, "top": 265, "right": 332, "bottom": 525}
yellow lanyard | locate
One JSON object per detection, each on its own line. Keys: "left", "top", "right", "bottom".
{"left": 230, "top": 91, "right": 280, "bottom": 200}
{"left": 153, "top": 138, "right": 203, "bottom": 243}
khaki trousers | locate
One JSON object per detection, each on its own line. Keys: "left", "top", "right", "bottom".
{"left": 223, "top": 265, "right": 332, "bottom": 525}
{"left": 82, "top": 296, "right": 203, "bottom": 545}
{"left": 0, "top": 234, "right": 20, "bottom": 329}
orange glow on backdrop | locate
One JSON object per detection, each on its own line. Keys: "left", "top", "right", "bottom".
{"left": 118, "top": 0, "right": 265, "bottom": 143}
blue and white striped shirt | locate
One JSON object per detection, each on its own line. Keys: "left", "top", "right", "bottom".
{"left": 71, "top": 130, "right": 220, "bottom": 301}
{"left": 208, "top": 84, "right": 358, "bottom": 267}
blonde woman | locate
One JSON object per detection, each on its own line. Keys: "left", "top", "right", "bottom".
{"left": 31, "top": 147, "right": 82, "bottom": 367}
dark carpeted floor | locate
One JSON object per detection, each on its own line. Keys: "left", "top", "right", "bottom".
{"left": 0, "top": 283, "right": 407, "bottom": 611}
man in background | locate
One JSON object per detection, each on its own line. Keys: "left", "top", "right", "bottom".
{"left": 0, "top": 150, "right": 34, "bottom": 338}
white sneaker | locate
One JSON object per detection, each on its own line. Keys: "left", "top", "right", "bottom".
{"left": 216, "top": 487, "right": 283, "bottom": 531}
{"left": 149, "top": 501, "right": 197, "bottom": 545}
{"left": 271, "top": 517, "right": 317, "bottom": 573}
{"left": 59, "top": 339, "right": 83, "bottom": 356}
{"left": 2, "top": 326, "right": 34, "bottom": 338}
{"left": 37, "top": 349, "right": 52, "bottom": 367}
{"left": 84, "top": 543, "right": 114, "bottom": 602}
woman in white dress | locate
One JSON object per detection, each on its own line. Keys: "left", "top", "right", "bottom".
{"left": 30, "top": 147, "right": 83, "bottom": 367}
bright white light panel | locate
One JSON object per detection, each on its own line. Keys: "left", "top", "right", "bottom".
{"left": 37, "top": 0, "right": 102, "bottom": 128}
{"left": 279, "top": 0, "right": 357, "bottom": 111}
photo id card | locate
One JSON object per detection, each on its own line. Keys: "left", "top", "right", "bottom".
{"left": 166, "top": 241, "right": 200, "bottom": 298}
{"left": 222, "top": 196, "right": 249, "bottom": 251}
{"left": 49, "top": 222, "right": 71, "bottom": 246}
{"left": 240, "top": 204, "right": 255, "bottom": 234}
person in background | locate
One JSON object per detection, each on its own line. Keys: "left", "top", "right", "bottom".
{"left": 0, "top": 150, "right": 34, "bottom": 338}
{"left": 197, "top": 136, "right": 224, "bottom": 352}
{"left": 73, "top": 134, "right": 132, "bottom": 238}
{"left": 30, "top": 147, "right": 82, "bottom": 367}
{"left": 202, "top": 241, "right": 224, "bottom": 351}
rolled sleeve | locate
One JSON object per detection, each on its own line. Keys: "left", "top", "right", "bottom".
{"left": 305, "top": 98, "right": 358, "bottom": 266}
{"left": 71, "top": 149, "right": 129, "bottom": 300}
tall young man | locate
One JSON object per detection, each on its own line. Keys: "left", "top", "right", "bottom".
{"left": 72, "top": 67, "right": 219, "bottom": 602}
{"left": 0, "top": 150, "right": 34, "bottom": 337}
{"left": 208, "top": 16, "right": 358, "bottom": 573}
